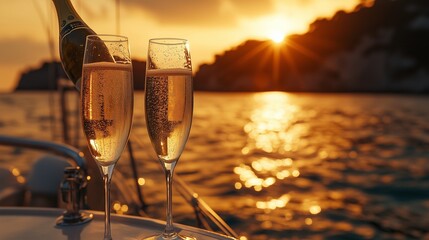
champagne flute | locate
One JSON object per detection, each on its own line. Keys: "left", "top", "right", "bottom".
{"left": 81, "top": 34, "right": 133, "bottom": 240}
{"left": 144, "top": 38, "right": 194, "bottom": 240}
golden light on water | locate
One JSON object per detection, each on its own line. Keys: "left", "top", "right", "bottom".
{"left": 233, "top": 92, "right": 328, "bottom": 226}
{"left": 276, "top": 170, "right": 290, "bottom": 179}
{"left": 303, "top": 199, "right": 322, "bottom": 216}
{"left": 251, "top": 157, "right": 293, "bottom": 172}
{"left": 233, "top": 164, "right": 277, "bottom": 190}
{"left": 235, "top": 92, "right": 303, "bottom": 191}
{"left": 138, "top": 177, "right": 146, "bottom": 186}
{"left": 309, "top": 205, "right": 322, "bottom": 214}
{"left": 256, "top": 194, "right": 291, "bottom": 210}
{"left": 243, "top": 92, "right": 300, "bottom": 154}
{"left": 292, "top": 169, "right": 300, "bottom": 177}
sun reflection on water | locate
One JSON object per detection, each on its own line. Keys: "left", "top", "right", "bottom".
{"left": 234, "top": 92, "right": 326, "bottom": 227}
{"left": 243, "top": 92, "right": 300, "bottom": 155}
{"left": 233, "top": 164, "right": 277, "bottom": 191}
{"left": 234, "top": 157, "right": 301, "bottom": 191}
{"left": 256, "top": 194, "right": 291, "bottom": 210}
{"left": 236, "top": 92, "right": 303, "bottom": 192}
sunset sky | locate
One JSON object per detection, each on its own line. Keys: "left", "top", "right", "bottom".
{"left": 0, "top": 0, "right": 363, "bottom": 92}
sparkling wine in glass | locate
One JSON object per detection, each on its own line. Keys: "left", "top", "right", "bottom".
{"left": 144, "top": 38, "right": 194, "bottom": 240}
{"left": 81, "top": 34, "right": 133, "bottom": 240}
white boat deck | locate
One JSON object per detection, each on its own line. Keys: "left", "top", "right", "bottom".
{"left": 0, "top": 207, "right": 236, "bottom": 239}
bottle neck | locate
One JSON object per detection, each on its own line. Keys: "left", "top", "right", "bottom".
{"left": 52, "top": 0, "right": 86, "bottom": 35}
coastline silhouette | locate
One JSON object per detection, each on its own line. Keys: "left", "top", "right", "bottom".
{"left": 16, "top": 0, "right": 429, "bottom": 93}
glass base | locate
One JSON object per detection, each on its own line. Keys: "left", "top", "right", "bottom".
{"left": 142, "top": 232, "right": 196, "bottom": 240}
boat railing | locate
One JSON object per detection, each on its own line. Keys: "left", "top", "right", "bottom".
{"left": 0, "top": 134, "right": 92, "bottom": 226}
{"left": 174, "top": 176, "right": 239, "bottom": 238}
{"left": 0, "top": 135, "right": 86, "bottom": 170}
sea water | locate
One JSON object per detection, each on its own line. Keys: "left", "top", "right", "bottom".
{"left": 1, "top": 92, "right": 429, "bottom": 240}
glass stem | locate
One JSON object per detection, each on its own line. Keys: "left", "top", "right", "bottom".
{"left": 102, "top": 165, "right": 115, "bottom": 240}
{"left": 163, "top": 161, "right": 177, "bottom": 238}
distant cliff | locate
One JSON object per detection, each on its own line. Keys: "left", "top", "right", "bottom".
{"left": 194, "top": 0, "right": 429, "bottom": 93}
{"left": 16, "top": 62, "right": 67, "bottom": 90}
{"left": 15, "top": 60, "right": 146, "bottom": 91}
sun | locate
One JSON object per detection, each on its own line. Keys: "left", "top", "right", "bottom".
{"left": 268, "top": 31, "right": 286, "bottom": 44}
{"left": 254, "top": 15, "right": 290, "bottom": 44}
{"left": 243, "top": 14, "right": 298, "bottom": 45}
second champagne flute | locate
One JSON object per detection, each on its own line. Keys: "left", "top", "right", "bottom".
{"left": 144, "top": 38, "right": 194, "bottom": 240}
{"left": 81, "top": 34, "right": 133, "bottom": 240}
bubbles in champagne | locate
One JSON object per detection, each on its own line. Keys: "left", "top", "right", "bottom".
{"left": 145, "top": 69, "right": 193, "bottom": 162}
{"left": 81, "top": 62, "right": 133, "bottom": 165}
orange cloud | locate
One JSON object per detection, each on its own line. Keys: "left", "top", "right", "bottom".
{"left": 121, "top": 0, "right": 275, "bottom": 26}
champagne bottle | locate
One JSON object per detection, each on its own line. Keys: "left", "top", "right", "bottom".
{"left": 51, "top": 0, "right": 96, "bottom": 90}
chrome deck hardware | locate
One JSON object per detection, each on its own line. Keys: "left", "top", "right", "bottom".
{"left": 56, "top": 167, "right": 93, "bottom": 226}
